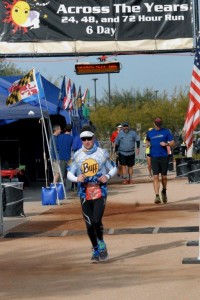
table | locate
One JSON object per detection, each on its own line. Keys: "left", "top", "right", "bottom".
{"left": 0, "top": 169, "right": 22, "bottom": 181}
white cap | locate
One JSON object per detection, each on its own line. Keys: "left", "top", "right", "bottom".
{"left": 80, "top": 131, "right": 94, "bottom": 138}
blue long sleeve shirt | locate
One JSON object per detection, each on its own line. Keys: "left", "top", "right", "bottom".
{"left": 57, "top": 134, "right": 73, "bottom": 161}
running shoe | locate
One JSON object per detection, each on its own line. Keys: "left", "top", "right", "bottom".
{"left": 91, "top": 249, "right": 100, "bottom": 263}
{"left": 123, "top": 179, "right": 129, "bottom": 184}
{"left": 98, "top": 240, "right": 109, "bottom": 261}
{"left": 154, "top": 195, "right": 161, "bottom": 204}
{"left": 161, "top": 190, "right": 168, "bottom": 204}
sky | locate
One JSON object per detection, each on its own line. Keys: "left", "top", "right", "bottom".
{"left": 0, "top": 0, "right": 198, "bottom": 103}
{"left": 3, "top": 52, "right": 195, "bottom": 102}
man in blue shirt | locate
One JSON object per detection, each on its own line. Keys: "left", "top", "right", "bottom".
{"left": 50, "top": 124, "right": 61, "bottom": 184}
{"left": 57, "top": 124, "right": 73, "bottom": 190}
{"left": 115, "top": 122, "right": 140, "bottom": 184}
{"left": 146, "top": 117, "right": 175, "bottom": 204}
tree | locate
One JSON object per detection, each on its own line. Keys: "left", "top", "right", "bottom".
{"left": 90, "top": 87, "right": 189, "bottom": 139}
{"left": 0, "top": 60, "right": 25, "bottom": 76}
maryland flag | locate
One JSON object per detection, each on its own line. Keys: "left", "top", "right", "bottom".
{"left": 6, "top": 69, "right": 39, "bottom": 106}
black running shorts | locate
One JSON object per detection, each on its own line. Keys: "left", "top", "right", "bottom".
{"left": 151, "top": 156, "right": 169, "bottom": 175}
{"left": 119, "top": 153, "right": 135, "bottom": 167}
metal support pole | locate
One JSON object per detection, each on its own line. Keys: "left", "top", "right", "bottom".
{"left": 154, "top": 90, "right": 159, "bottom": 99}
{"left": 194, "top": 0, "right": 199, "bottom": 38}
{"left": 0, "top": 157, "right": 3, "bottom": 237}
{"left": 92, "top": 78, "right": 98, "bottom": 108}
{"left": 108, "top": 73, "right": 111, "bottom": 104}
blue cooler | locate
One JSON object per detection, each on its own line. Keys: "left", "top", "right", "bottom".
{"left": 50, "top": 182, "right": 65, "bottom": 200}
{"left": 41, "top": 186, "right": 57, "bottom": 205}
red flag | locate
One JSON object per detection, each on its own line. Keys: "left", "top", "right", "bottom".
{"left": 63, "top": 78, "right": 71, "bottom": 110}
{"left": 183, "top": 38, "right": 200, "bottom": 149}
{"left": 81, "top": 88, "right": 88, "bottom": 104}
{"left": 69, "top": 82, "right": 76, "bottom": 111}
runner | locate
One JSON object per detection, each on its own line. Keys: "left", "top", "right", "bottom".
{"left": 67, "top": 125, "right": 117, "bottom": 263}
{"left": 146, "top": 117, "right": 175, "bottom": 204}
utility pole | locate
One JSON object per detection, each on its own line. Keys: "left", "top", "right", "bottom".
{"left": 154, "top": 90, "right": 159, "bottom": 99}
{"left": 108, "top": 73, "right": 111, "bottom": 105}
{"left": 92, "top": 78, "right": 98, "bottom": 108}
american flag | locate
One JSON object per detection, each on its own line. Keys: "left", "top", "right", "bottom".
{"left": 60, "top": 76, "right": 72, "bottom": 110}
{"left": 70, "top": 82, "right": 76, "bottom": 111}
{"left": 183, "top": 38, "right": 200, "bottom": 149}
{"left": 81, "top": 87, "right": 88, "bottom": 104}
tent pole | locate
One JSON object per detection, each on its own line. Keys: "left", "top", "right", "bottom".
{"left": 0, "top": 157, "right": 4, "bottom": 237}
{"left": 40, "top": 116, "right": 62, "bottom": 204}
{"left": 47, "top": 117, "right": 67, "bottom": 200}
{"left": 40, "top": 119, "right": 48, "bottom": 188}
{"left": 36, "top": 72, "right": 64, "bottom": 203}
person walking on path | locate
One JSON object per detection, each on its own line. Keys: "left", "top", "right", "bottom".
{"left": 146, "top": 117, "right": 175, "bottom": 204}
{"left": 110, "top": 123, "right": 122, "bottom": 152}
{"left": 57, "top": 124, "right": 73, "bottom": 191}
{"left": 115, "top": 122, "right": 140, "bottom": 184}
{"left": 110, "top": 123, "right": 122, "bottom": 176}
{"left": 50, "top": 124, "right": 61, "bottom": 184}
{"left": 143, "top": 128, "right": 153, "bottom": 178}
{"left": 67, "top": 125, "right": 117, "bottom": 263}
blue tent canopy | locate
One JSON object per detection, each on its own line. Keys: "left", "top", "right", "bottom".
{"left": 0, "top": 74, "right": 70, "bottom": 123}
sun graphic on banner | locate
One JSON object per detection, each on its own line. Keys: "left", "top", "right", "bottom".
{"left": 3, "top": 0, "right": 40, "bottom": 33}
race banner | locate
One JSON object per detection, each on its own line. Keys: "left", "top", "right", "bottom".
{"left": 0, "top": 0, "right": 195, "bottom": 56}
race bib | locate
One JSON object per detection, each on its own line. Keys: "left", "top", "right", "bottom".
{"left": 85, "top": 185, "right": 102, "bottom": 200}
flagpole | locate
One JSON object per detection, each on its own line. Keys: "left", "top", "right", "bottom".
{"left": 182, "top": 36, "right": 200, "bottom": 264}
{"left": 37, "top": 74, "right": 68, "bottom": 203}
{"left": 36, "top": 72, "right": 66, "bottom": 203}
{"left": 47, "top": 117, "right": 67, "bottom": 200}
{"left": 0, "top": 157, "right": 3, "bottom": 237}
{"left": 194, "top": 0, "right": 199, "bottom": 38}
{"left": 198, "top": 199, "right": 200, "bottom": 259}
{"left": 40, "top": 119, "right": 48, "bottom": 188}
{"left": 34, "top": 74, "right": 56, "bottom": 189}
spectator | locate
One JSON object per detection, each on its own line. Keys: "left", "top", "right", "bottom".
{"left": 110, "top": 123, "right": 122, "bottom": 176}
{"left": 115, "top": 122, "right": 140, "bottom": 184}
{"left": 49, "top": 124, "right": 61, "bottom": 184}
{"left": 57, "top": 124, "right": 73, "bottom": 191}
{"left": 143, "top": 128, "right": 153, "bottom": 178}
{"left": 72, "top": 135, "right": 83, "bottom": 153}
{"left": 180, "top": 141, "right": 187, "bottom": 156}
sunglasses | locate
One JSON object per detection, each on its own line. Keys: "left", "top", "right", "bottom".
{"left": 81, "top": 137, "right": 93, "bottom": 141}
